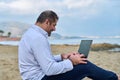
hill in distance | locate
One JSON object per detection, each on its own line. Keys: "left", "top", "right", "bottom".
{"left": 0, "top": 21, "right": 63, "bottom": 39}
{"left": 0, "top": 21, "right": 83, "bottom": 39}
{"left": 0, "top": 21, "right": 30, "bottom": 37}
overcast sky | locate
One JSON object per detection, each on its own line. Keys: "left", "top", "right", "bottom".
{"left": 0, "top": 0, "right": 120, "bottom": 37}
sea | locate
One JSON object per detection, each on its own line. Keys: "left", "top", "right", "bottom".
{"left": 0, "top": 38, "right": 120, "bottom": 46}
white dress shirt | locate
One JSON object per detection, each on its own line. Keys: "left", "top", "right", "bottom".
{"left": 18, "top": 25, "right": 73, "bottom": 80}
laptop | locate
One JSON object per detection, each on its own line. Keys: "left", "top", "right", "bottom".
{"left": 78, "top": 40, "right": 93, "bottom": 58}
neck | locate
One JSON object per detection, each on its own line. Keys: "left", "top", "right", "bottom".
{"left": 35, "top": 22, "right": 46, "bottom": 31}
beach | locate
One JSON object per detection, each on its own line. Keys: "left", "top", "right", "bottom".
{"left": 0, "top": 44, "right": 120, "bottom": 80}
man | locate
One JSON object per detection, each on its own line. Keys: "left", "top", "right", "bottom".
{"left": 18, "top": 10, "right": 119, "bottom": 80}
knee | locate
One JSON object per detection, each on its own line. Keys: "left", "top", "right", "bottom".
{"left": 108, "top": 73, "right": 118, "bottom": 80}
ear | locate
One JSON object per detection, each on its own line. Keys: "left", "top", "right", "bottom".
{"left": 45, "top": 19, "right": 50, "bottom": 25}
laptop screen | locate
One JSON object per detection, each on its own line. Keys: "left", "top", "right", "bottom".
{"left": 78, "top": 40, "right": 93, "bottom": 58}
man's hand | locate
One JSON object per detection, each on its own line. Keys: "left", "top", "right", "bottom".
{"left": 69, "top": 53, "right": 87, "bottom": 65}
{"left": 61, "top": 52, "right": 77, "bottom": 60}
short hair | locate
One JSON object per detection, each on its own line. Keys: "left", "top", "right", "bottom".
{"left": 36, "top": 10, "right": 59, "bottom": 23}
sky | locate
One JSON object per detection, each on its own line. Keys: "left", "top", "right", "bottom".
{"left": 0, "top": 0, "right": 120, "bottom": 37}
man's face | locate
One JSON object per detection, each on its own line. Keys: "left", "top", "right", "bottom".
{"left": 46, "top": 20, "right": 57, "bottom": 36}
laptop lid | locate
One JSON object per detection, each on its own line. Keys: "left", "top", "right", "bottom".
{"left": 78, "top": 40, "right": 93, "bottom": 58}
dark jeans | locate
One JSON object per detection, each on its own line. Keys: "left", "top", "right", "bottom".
{"left": 42, "top": 61, "right": 118, "bottom": 80}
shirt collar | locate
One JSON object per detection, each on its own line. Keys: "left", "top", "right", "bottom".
{"left": 31, "top": 24, "right": 48, "bottom": 38}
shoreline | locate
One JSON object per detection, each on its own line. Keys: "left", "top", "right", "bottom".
{"left": 0, "top": 38, "right": 120, "bottom": 46}
{"left": 1, "top": 43, "right": 119, "bottom": 52}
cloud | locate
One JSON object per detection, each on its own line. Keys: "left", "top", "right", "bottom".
{"left": 0, "top": 0, "right": 38, "bottom": 14}
{"left": 0, "top": 0, "right": 97, "bottom": 14}
{"left": 0, "top": 0, "right": 119, "bottom": 19}
{"left": 0, "top": 0, "right": 64, "bottom": 15}
{"left": 63, "top": 0, "right": 94, "bottom": 9}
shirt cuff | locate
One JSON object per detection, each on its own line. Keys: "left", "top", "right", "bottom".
{"left": 54, "top": 54, "right": 62, "bottom": 61}
{"left": 63, "top": 59, "right": 73, "bottom": 71}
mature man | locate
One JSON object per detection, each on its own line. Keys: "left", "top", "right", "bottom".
{"left": 18, "top": 10, "right": 119, "bottom": 80}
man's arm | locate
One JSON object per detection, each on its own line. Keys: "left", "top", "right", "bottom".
{"left": 31, "top": 37, "right": 73, "bottom": 76}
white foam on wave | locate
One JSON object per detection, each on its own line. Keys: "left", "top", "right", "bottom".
{"left": 0, "top": 41, "right": 19, "bottom": 46}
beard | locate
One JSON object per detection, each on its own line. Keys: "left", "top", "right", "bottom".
{"left": 47, "top": 29, "right": 54, "bottom": 36}
{"left": 48, "top": 31, "right": 51, "bottom": 36}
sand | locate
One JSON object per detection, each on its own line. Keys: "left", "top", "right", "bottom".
{"left": 0, "top": 45, "right": 120, "bottom": 80}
